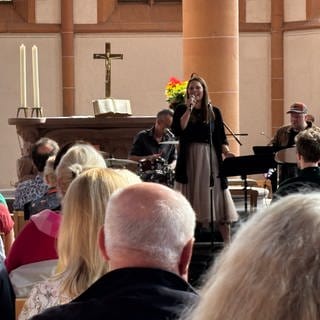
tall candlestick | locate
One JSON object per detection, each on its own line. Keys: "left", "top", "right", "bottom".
{"left": 32, "top": 45, "right": 40, "bottom": 108}
{"left": 19, "top": 44, "right": 27, "bottom": 108}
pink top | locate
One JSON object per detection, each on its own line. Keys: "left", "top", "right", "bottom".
{"left": 0, "top": 203, "right": 14, "bottom": 235}
{"left": 5, "top": 209, "right": 61, "bottom": 273}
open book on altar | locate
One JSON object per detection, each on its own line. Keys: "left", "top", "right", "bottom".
{"left": 92, "top": 98, "right": 132, "bottom": 117}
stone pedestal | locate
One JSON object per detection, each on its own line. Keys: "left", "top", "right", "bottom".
{"left": 8, "top": 116, "right": 155, "bottom": 181}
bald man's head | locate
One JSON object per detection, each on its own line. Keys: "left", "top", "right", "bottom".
{"left": 103, "top": 182, "right": 196, "bottom": 271}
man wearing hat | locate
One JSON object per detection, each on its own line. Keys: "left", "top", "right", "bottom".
{"left": 269, "top": 102, "right": 314, "bottom": 148}
{"left": 268, "top": 102, "right": 319, "bottom": 189}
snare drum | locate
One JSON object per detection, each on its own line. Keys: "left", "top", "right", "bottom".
{"left": 137, "top": 158, "right": 174, "bottom": 187}
{"left": 138, "top": 158, "right": 166, "bottom": 175}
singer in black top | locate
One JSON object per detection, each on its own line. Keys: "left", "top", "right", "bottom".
{"left": 129, "top": 109, "right": 177, "bottom": 166}
{"left": 172, "top": 75, "right": 238, "bottom": 243}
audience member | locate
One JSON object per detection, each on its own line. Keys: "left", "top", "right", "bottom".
{"left": 55, "top": 143, "right": 106, "bottom": 196}
{"left": 6, "top": 144, "right": 106, "bottom": 297}
{"left": 113, "top": 168, "right": 142, "bottom": 184}
{"left": 0, "top": 201, "right": 14, "bottom": 259}
{"left": 0, "top": 193, "right": 8, "bottom": 205}
{"left": 274, "top": 129, "right": 320, "bottom": 199}
{"left": 0, "top": 261, "right": 15, "bottom": 320}
{"left": 30, "top": 182, "right": 198, "bottom": 320}
{"left": 52, "top": 140, "right": 91, "bottom": 171}
{"left": 13, "top": 138, "right": 59, "bottom": 211}
{"left": 20, "top": 168, "right": 138, "bottom": 319}
{"left": 17, "top": 154, "right": 37, "bottom": 183}
{"left": 24, "top": 156, "right": 60, "bottom": 219}
{"left": 183, "top": 193, "right": 320, "bottom": 320}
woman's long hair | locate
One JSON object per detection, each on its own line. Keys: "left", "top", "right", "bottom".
{"left": 184, "top": 193, "right": 320, "bottom": 320}
{"left": 56, "top": 168, "right": 133, "bottom": 298}
{"left": 186, "top": 74, "right": 214, "bottom": 123}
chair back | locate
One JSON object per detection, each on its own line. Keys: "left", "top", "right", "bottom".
{"left": 9, "top": 259, "right": 58, "bottom": 298}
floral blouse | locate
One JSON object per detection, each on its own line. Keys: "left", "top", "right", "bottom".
{"left": 19, "top": 277, "right": 72, "bottom": 320}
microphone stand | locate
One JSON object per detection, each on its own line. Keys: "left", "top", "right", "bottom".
{"left": 208, "top": 104, "right": 217, "bottom": 251}
{"left": 223, "top": 121, "right": 243, "bottom": 146}
{"left": 207, "top": 107, "right": 242, "bottom": 249}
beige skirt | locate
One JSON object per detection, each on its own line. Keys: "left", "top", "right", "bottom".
{"left": 175, "top": 143, "right": 238, "bottom": 225}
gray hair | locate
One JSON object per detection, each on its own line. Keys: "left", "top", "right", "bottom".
{"left": 43, "top": 155, "right": 57, "bottom": 186}
{"left": 104, "top": 183, "right": 196, "bottom": 269}
{"left": 184, "top": 193, "right": 320, "bottom": 320}
{"left": 56, "top": 144, "right": 106, "bottom": 195}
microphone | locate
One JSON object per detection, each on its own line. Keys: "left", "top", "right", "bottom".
{"left": 265, "top": 168, "right": 275, "bottom": 179}
{"left": 165, "top": 128, "right": 175, "bottom": 138}
{"left": 260, "top": 131, "right": 271, "bottom": 141}
{"left": 190, "top": 95, "right": 196, "bottom": 109}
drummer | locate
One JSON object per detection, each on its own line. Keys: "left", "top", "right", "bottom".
{"left": 128, "top": 109, "right": 177, "bottom": 168}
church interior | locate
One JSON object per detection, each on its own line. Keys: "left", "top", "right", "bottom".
{"left": 1, "top": 0, "right": 320, "bottom": 190}
{"left": 1, "top": 1, "right": 320, "bottom": 318}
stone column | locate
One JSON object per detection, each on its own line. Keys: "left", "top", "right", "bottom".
{"left": 271, "top": 0, "right": 284, "bottom": 135}
{"left": 307, "top": 0, "right": 320, "bottom": 20}
{"left": 61, "top": 0, "right": 75, "bottom": 116}
{"left": 183, "top": 0, "right": 240, "bottom": 153}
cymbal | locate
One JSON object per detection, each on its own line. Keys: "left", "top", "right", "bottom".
{"left": 106, "top": 158, "right": 138, "bottom": 166}
{"left": 275, "top": 147, "right": 297, "bottom": 164}
{"left": 159, "top": 140, "right": 179, "bottom": 145}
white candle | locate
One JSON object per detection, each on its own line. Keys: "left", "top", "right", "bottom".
{"left": 19, "top": 44, "right": 27, "bottom": 108}
{"left": 32, "top": 45, "right": 40, "bottom": 108}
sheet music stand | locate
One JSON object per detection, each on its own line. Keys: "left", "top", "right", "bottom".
{"left": 223, "top": 154, "right": 276, "bottom": 213}
{"left": 253, "top": 145, "right": 279, "bottom": 155}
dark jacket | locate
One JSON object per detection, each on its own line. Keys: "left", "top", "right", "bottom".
{"left": 129, "top": 126, "right": 177, "bottom": 164}
{"left": 0, "top": 261, "right": 15, "bottom": 320}
{"left": 30, "top": 267, "right": 198, "bottom": 320}
{"left": 269, "top": 122, "right": 315, "bottom": 148}
{"left": 172, "top": 104, "right": 228, "bottom": 188}
{"left": 273, "top": 166, "right": 320, "bottom": 200}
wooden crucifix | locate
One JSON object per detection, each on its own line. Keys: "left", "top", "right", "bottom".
{"left": 93, "top": 42, "right": 123, "bottom": 98}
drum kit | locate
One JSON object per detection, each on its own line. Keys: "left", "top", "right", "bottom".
{"left": 105, "top": 157, "right": 138, "bottom": 167}
{"left": 105, "top": 155, "right": 175, "bottom": 188}
{"left": 137, "top": 157, "right": 175, "bottom": 188}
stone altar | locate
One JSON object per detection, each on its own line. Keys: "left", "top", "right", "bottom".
{"left": 8, "top": 116, "right": 155, "bottom": 181}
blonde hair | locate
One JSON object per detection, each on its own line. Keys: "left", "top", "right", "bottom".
{"left": 113, "top": 169, "right": 142, "bottom": 185}
{"left": 185, "top": 193, "right": 320, "bottom": 320}
{"left": 57, "top": 168, "right": 132, "bottom": 298}
{"left": 56, "top": 144, "right": 106, "bottom": 196}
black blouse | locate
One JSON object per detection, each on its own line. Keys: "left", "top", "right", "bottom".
{"left": 172, "top": 104, "right": 228, "bottom": 188}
